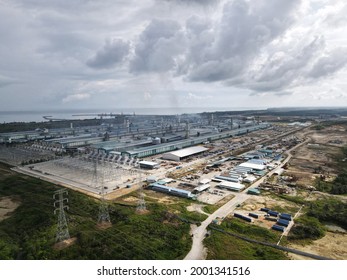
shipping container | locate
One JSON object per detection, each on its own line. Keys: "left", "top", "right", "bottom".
{"left": 234, "top": 213, "right": 252, "bottom": 222}
{"left": 268, "top": 210, "right": 279, "bottom": 217}
{"left": 279, "top": 213, "right": 292, "bottom": 221}
{"left": 272, "top": 224, "right": 285, "bottom": 232}
{"left": 260, "top": 207, "right": 270, "bottom": 212}
{"left": 277, "top": 219, "right": 290, "bottom": 227}
{"left": 265, "top": 216, "right": 277, "bottom": 222}
{"left": 249, "top": 213, "right": 259, "bottom": 219}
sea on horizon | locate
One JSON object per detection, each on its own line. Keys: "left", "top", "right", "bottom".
{"left": 0, "top": 107, "right": 263, "bottom": 123}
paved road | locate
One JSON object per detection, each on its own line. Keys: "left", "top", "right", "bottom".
{"left": 184, "top": 139, "right": 309, "bottom": 260}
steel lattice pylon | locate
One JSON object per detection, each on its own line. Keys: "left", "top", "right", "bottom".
{"left": 94, "top": 160, "right": 111, "bottom": 225}
{"left": 53, "top": 189, "right": 70, "bottom": 242}
{"left": 136, "top": 172, "right": 146, "bottom": 213}
{"left": 136, "top": 191, "right": 147, "bottom": 213}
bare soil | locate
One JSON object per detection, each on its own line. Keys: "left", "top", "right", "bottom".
{"left": 288, "top": 232, "right": 347, "bottom": 260}
{"left": 285, "top": 125, "right": 346, "bottom": 186}
{"left": 0, "top": 196, "right": 20, "bottom": 222}
{"left": 53, "top": 237, "right": 77, "bottom": 250}
{"left": 187, "top": 203, "right": 208, "bottom": 215}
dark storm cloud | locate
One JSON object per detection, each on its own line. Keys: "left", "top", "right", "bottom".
{"left": 130, "top": 19, "right": 186, "bottom": 73}
{"left": 87, "top": 39, "right": 130, "bottom": 69}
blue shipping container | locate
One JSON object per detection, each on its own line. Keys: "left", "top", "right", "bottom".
{"left": 268, "top": 210, "right": 279, "bottom": 217}
{"left": 234, "top": 213, "right": 252, "bottom": 222}
{"left": 260, "top": 208, "right": 270, "bottom": 212}
{"left": 272, "top": 225, "right": 285, "bottom": 232}
{"left": 249, "top": 213, "right": 259, "bottom": 219}
{"left": 277, "top": 219, "right": 289, "bottom": 227}
{"left": 279, "top": 214, "right": 292, "bottom": 221}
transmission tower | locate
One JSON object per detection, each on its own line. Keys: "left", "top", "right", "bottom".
{"left": 136, "top": 192, "right": 147, "bottom": 213}
{"left": 53, "top": 189, "right": 70, "bottom": 242}
{"left": 95, "top": 160, "right": 111, "bottom": 225}
{"left": 136, "top": 172, "right": 146, "bottom": 213}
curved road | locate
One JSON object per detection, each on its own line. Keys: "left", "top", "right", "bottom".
{"left": 184, "top": 139, "right": 309, "bottom": 260}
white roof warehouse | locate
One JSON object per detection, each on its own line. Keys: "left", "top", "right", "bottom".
{"left": 162, "top": 146, "right": 208, "bottom": 161}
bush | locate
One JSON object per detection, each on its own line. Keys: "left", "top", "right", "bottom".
{"left": 289, "top": 216, "right": 325, "bottom": 240}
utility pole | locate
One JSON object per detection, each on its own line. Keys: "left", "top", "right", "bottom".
{"left": 53, "top": 189, "right": 70, "bottom": 243}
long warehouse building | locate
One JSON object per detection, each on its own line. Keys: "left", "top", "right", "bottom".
{"left": 162, "top": 146, "right": 208, "bottom": 161}
{"left": 122, "top": 123, "right": 269, "bottom": 158}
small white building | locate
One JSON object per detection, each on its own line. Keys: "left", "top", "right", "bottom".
{"left": 239, "top": 162, "right": 266, "bottom": 171}
{"left": 217, "top": 181, "right": 245, "bottom": 192}
{"left": 139, "top": 160, "right": 160, "bottom": 169}
{"left": 194, "top": 184, "right": 210, "bottom": 193}
{"left": 146, "top": 176, "right": 157, "bottom": 183}
{"left": 199, "top": 178, "right": 211, "bottom": 185}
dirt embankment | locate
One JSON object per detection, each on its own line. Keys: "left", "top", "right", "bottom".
{"left": 0, "top": 196, "right": 20, "bottom": 222}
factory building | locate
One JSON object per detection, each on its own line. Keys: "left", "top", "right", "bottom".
{"left": 214, "top": 175, "right": 241, "bottom": 183}
{"left": 160, "top": 134, "right": 184, "bottom": 143}
{"left": 93, "top": 138, "right": 154, "bottom": 153}
{"left": 194, "top": 184, "right": 210, "bottom": 193}
{"left": 239, "top": 162, "right": 266, "bottom": 171}
{"left": 122, "top": 124, "right": 269, "bottom": 158}
{"left": 162, "top": 146, "right": 208, "bottom": 161}
{"left": 138, "top": 160, "right": 160, "bottom": 169}
{"left": 150, "top": 183, "right": 194, "bottom": 199}
{"left": 46, "top": 134, "right": 105, "bottom": 148}
{"left": 217, "top": 181, "right": 245, "bottom": 192}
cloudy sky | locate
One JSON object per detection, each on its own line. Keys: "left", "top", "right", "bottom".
{"left": 0, "top": 0, "right": 347, "bottom": 111}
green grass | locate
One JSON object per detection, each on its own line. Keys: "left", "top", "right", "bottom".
{"left": 276, "top": 194, "right": 306, "bottom": 205}
{"left": 288, "top": 215, "right": 325, "bottom": 242}
{"left": 203, "top": 204, "right": 220, "bottom": 214}
{"left": 0, "top": 164, "right": 193, "bottom": 260}
{"left": 204, "top": 219, "right": 288, "bottom": 260}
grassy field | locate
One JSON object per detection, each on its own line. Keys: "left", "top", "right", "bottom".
{"left": 0, "top": 163, "right": 193, "bottom": 260}
{"left": 204, "top": 218, "right": 289, "bottom": 260}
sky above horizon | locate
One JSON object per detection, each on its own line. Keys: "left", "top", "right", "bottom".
{"left": 1, "top": 0, "right": 347, "bottom": 110}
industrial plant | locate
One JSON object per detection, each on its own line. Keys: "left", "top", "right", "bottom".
{"left": 0, "top": 109, "right": 346, "bottom": 260}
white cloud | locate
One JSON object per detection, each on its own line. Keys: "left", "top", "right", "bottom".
{"left": 62, "top": 93, "right": 90, "bottom": 103}
{"left": 185, "top": 92, "right": 212, "bottom": 100}
{"left": 144, "top": 91, "right": 152, "bottom": 101}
